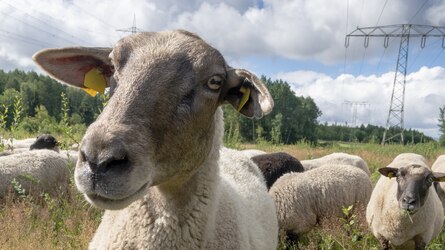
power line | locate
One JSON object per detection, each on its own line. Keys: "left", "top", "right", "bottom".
{"left": 70, "top": 2, "right": 121, "bottom": 41}
{"left": 0, "top": 10, "right": 71, "bottom": 46}
{"left": 375, "top": 0, "right": 389, "bottom": 26}
{"left": 0, "top": 29, "right": 60, "bottom": 47}
{"left": 0, "top": 0, "right": 93, "bottom": 46}
{"left": 409, "top": 0, "right": 430, "bottom": 23}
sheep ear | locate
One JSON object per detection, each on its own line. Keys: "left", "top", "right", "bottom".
{"left": 33, "top": 47, "right": 113, "bottom": 96}
{"left": 223, "top": 68, "right": 274, "bottom": 118}
{"left": 433, "top": 172, "right": 445, "bottom": 182}
{"left": 378, "top": 167, "right": 398, "bottom": 179}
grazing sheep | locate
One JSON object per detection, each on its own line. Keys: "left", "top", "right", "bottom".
{"left": 269, "top": 164, "right": 372, "bottom": 242}
{"left": 29, "top": 134, "right": 60, "bottom": 152}
{"left": 366, "top": 153, "right": 445, "bottom": 249}
{"left": 33, "top": 30, "right": 278, "bottom": 249}
{"left": 251, "top": 152, "right": 304, "bottom": 189}
{"left": 301, "top": 152, "right": 370, "bottom": 176}
{"left": 432, "top": 155, "right": 445, "bottom": 213}
{"left": 0, "top": 150, "right": 70, "bottom": 197}
{"left": 0, "top": 134, "right": 60, "bottom": 157}
{"left": 242, "top": 149, "right": 266, "bottom": 158}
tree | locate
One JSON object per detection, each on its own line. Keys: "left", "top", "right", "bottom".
{"left": 439, "top": 106, "right": 445, "bottom": 146}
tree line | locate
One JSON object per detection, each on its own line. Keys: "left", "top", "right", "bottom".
{"left": 0, "top": 69, "right": 436, "bottom": 145}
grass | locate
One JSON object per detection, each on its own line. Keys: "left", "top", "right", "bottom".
{"left": 241, "top": 141, "right": 445, "bottom": 249}
{"left": 0, "top": 141, "right": 444, "bottom": 249}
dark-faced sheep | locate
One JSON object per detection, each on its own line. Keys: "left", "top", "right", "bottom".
{"left": 33, "top": 30, "right": 278, "bottom": 249}
{"left": 251, "top": 152, "right": 304, "bottom": 189}
{"left": 366, "top": 153, "right": 445, "bottom": 250}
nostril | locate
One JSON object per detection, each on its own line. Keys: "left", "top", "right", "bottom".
{"left": 403, "top": 197, "right": 416, "bottom": 205}
{"left": 100, "top": 155, "right": 131, "bottom": 174}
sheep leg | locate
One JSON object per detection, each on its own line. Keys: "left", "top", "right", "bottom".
{"left": 377, "top": 235, "right": 389, "bottom": 250}
{"left": 413, "top": 235, "right": 426, "bottom": 250}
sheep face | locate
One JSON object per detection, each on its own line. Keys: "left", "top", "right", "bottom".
{"left": 32, "top": 30, "right": 273, "bottom": 210}
{"left": 379, "top": 164, "right": 445, "bottom": 214}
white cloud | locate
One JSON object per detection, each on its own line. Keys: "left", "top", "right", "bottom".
{"left": 1, "top": 0, "right": 442, "bottom": 68}
{"left": 277, "top": 66, "right": 445, "bottom": 138}
{"left": 0, "top": 0, "right": 444, "bottom": 138}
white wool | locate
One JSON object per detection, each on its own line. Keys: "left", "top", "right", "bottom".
{"left": 269, "top": 164, "right": 372, "bottom": 235}
{"left": 300, "top": 152, "right": 370, "bottom": 176}
{"left": 0, "top": 150, "right": 70, "bottom": 197}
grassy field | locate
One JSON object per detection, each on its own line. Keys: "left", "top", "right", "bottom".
{"left": 0, "top": 141, "right": 444, "bottom": 249}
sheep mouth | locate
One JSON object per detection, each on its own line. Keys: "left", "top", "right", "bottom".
{"left": 86, "top": 182, "right": 149, "bottom": 210}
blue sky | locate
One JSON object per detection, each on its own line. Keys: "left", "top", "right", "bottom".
{"left": 0, "top": 0, "right": 444, "bottom": 138}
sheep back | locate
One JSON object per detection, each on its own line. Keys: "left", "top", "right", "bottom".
{"left": 0, "top": 150, "right": 70, "bottom": 197}
{"left": 269, "top": 164, "right": 372, "bottom": 234}
{"left": 241, "top": 149, "right": 266, "bottom": 158}
{"left": 251, "top": 152, "right": 304, "bottom": 189}
{"left": 300, "top": 152, "right": 370, "bottom": 176}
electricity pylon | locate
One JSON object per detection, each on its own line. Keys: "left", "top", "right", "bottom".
{"left": 345, "top": 24, "right": 445, "bottom": 144}
{"left": 117, "top": 14, "right": 143, "bottom": 34}
{"left": 342, "top": 100, "right": 370, "bottom": 127}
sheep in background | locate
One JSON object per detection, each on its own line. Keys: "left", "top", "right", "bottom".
{"left": 0, "top": 150, "right": 70, "bottom": 198}
{"left": 3, "top": 137, "right": 35, "bottom": 150}
{"left": 432, "top": 155, "right": 445, "bottom": 213}
{"left": 301, "top": 152, "right": 370, "bottom": 176}
{"left": 29, "top": 134, "right": 60, "bottom": 152}
{"left": 269, "top": 164, "right": 372, "bottom": 243}
{"left": 0, "top": 134, "right": 60, "bottom": 157}
{"left": 33, "top": 30, "right": 278, "bottom": 249}
{"left": 251, "top": 152, "right": 304, "bottom": 189}
{"left": 242, "top": 149, "right": 266, "bottom": 158}
{"left": 366, "top": 153, "right": 445, "bottom": 250}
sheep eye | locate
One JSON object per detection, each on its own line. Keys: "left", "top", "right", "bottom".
{"left": 207, "top": 75, "right": 223, "bottom": 90}
{"left": 427, "top": 176, "right": 434, "bottom": 183}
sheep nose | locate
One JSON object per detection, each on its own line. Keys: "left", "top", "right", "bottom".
{"left": 79, "top": 139, "right": 130, "bottom": 175}
{"left": 403, "top": 196, "right": 416, "bottom": 205}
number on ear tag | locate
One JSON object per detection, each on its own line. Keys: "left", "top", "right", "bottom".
{"left": 237, "top": 86, "right": 250, "bottom": 112}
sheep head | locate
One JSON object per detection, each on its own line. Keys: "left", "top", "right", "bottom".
{"left": 379, "top": 164, "right": 445, "bottom": 214}
{"left": 32, "top": 30, "right": 273, "bottom": 210}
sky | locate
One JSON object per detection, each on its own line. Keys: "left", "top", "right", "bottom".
{"left": 0, "top": 0, "right": 445, "bottom": 139}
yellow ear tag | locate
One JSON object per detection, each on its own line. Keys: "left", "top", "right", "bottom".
{"left": 438, "top": 177, "right": 445, "bottom": 182}
{"left": 387, "top": 172, "right": 394, "bottom": 179}
{"left": 82, "top": 68, "right": 106, "bottom": 97}
{"left": 237, "top": 86, "right": 250, "bottom": 112}
{"left": 81, "top": 87, "right": 98, "bottom": 97}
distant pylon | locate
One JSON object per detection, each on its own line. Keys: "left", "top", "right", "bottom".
{"left": 117, "top": 14, "right": 143, "bottom": 34}
{"left": 342, "top": 100, "right": 370, "bottom": 127}
{"left": 345, "top": 24, "right": 445, "bottom": 144}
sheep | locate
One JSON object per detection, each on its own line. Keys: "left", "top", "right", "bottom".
{"left": 300, "top": 152, "right": 371, "bottom": 176}
{"left": 366, "top": 153, "right": 445, "bottom": 249}
{"left": 4, "top": 137, "right": 35, "bottom": 150}
{"left": 432, "top": 155, "right": 445, "bottom": 213}
{"left": 0, "top": 134, "right": 60, "bottom": 157}
{"left": 29, "top": 134, "right": 60, "bottom": 151}
{"left": 251, "top": 152, "right": 304, "bottom": 189}
{"left": 269, "top": 164, "right": 372, "bottom": 243}
{"left": 0, "top": 149, "right": 70, "bottom": 198}
{"left": 241, "top": 149, "right": 266, "bottom": 158}
{"left": 33, "top": 30, "right": 278, "bottom": 249}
